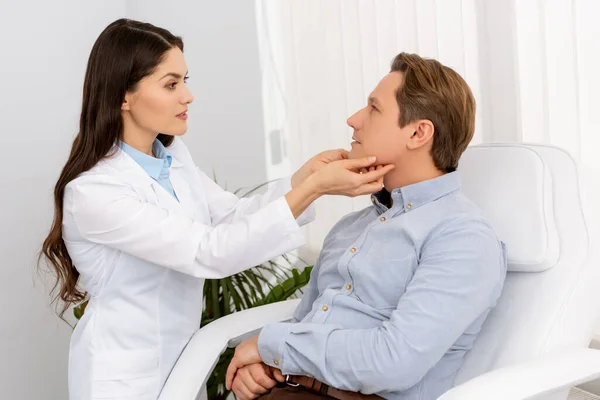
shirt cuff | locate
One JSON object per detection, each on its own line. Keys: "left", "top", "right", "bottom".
{"left": 258, "top": 323, "right": 293, "bottom": 371}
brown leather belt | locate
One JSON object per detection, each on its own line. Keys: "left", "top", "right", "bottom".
{"left": 285, "top": 375, "right": 385, "bottom": 400}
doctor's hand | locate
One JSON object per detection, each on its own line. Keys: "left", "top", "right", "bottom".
{"left": 229, "top": 362, "right": 285, "bottom": 400}
{"left": 310, "top": 156, "right": 395, "bottom": 197}
{"left": 226, "top": 335, "right": 263, "bottom": 391}
{"left": 291, "top": 149, "right": 349, "bottom": 188}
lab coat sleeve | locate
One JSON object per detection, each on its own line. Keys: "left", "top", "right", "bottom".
{"left": 66, "top": 175, "right": 307, "bottom": 279}
{"left": 195, "top": 168, "right": 316, "bottom": 227}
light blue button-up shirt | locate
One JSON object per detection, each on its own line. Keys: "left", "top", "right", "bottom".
{"left": 119, "top": 139, "right": 178, "bottom": 200}
{"left": 258, "top": 172, "right": 507, "bottom": 399}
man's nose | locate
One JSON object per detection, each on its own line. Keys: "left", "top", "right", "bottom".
{"left": 347, "top": 110, "right": 361, "bottom": 129}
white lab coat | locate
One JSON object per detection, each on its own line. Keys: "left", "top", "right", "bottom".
{"left": 62, "top": 137, "right": 314, "bottom": 400}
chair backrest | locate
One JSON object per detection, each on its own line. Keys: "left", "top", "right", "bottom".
{"left": 454, "top": 143, "right": 598, "bottom": 385}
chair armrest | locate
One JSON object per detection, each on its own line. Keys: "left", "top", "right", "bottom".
{"left": 158, "top": 299, "right": 301, "bottom": 400}
{"left": 439, "top": 347, "right": 600, "bottom": 400}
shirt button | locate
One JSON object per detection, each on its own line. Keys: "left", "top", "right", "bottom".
{"left": 322, "top": 305, "right": 329, "bottom": 312}
{"left": 350, "top": 247, "right": 357, "bottom": 253}
{"left": 380, "top": 216, "right": 386, "bottom": 222}
{"left": 274, "top": 360, "right": 280, "bottom": 366}
{"left": 371, "top": 196, "right": 376, "bottom": 203}
{"left": 406, "top": 203, "right": 413, "bottom": 210}
{"left": 345, "top": 284, "right": 352, "bottom": 290}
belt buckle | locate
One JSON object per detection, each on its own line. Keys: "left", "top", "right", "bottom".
{"left": 285, "top": 375, "right": 300, "bottom": 387}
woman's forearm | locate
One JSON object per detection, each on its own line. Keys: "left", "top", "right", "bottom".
{"left": 285, "top": 177, "right": 322, "bottom": 219}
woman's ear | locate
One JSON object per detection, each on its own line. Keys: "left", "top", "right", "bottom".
{"left": 122, "top": 90, "right": 136, "bottom": 111}
{"left": 121, "top": 96, "right": 130, "bottom": 111}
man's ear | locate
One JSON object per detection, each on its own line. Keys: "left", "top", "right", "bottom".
{"left": 407, "top": 120, "right": 434, "bottom": 150}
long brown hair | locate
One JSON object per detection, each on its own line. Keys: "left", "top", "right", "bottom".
{"left": 39, "top": 19, "right": 183, "bottom": 317}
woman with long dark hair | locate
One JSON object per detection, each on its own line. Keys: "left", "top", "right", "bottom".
{"left": 39, "top": 18, "right": 392, "bottom": 399}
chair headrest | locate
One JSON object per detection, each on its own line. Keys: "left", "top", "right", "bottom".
{"left": 458, "top": 145, "right": 559, "bottom": 272}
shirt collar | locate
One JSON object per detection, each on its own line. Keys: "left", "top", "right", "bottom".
{"left": 118, "top": 139, "right": 173, "bottom": 180}
{"left": 371, "top": 171, "right": 461, "bottom": 214}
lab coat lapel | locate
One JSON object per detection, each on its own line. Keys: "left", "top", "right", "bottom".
{"left": 114, "top": 146, "right": 189, "bottom": 215}
{"left": 169, "top": 157, "right": 197, "bottom": 218}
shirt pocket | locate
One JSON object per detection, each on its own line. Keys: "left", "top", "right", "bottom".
{"left": 351, "top": 244, "right": 417, "bottom": 310}
{"left": 91, "top": 349, "right": 159, "bottom": 399}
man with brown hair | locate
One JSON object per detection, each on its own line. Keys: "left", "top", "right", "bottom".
{"left": 225, "top": 53, "right": 507, "bottom": 399}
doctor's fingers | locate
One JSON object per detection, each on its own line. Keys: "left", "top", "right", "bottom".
{"left": 319, "top": 148, "right": 349, "bottom": 162}
{"left": 358, "top": 164, "right": 395, "bottom": 184}
{"left": 351, "top": 181, "right": 386, "bottom": 196}
{"left": 360, "top": 166, "right": 376, "bottom": 174}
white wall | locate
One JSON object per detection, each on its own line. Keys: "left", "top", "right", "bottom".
{"left": 0, "top": 1, "right": 266, "bottom": 398}
{"left": 0, "top": 2, "right": 127, "bottom": 398}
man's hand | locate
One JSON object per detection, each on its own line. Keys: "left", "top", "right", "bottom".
{"left": 229, "top": 363, "right": 285, "bottom": 400}
{"left": 226, "top": 335, "right": 263, "bottom": 391}
{"left": 292, "top": 149, "right": 349, "bottom": 188}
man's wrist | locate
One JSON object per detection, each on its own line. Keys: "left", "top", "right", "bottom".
{"left": 258, "top": 324, "right": 293, "bottom": 371}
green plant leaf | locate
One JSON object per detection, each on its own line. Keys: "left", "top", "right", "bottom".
{"left": 226, "top": 279, "right": 243, "bottom": 313}
{"left": 234, "top": 274, "right": 254, "bottom": 306}
{"left": 211, "top": 279, "right": 221, "bottom": 320}
{"left": 254, "top": 266, "right": 312, "bottom": 307}
{"left": 222, "top": 279, "right": 231, "bottom": 315}
{"left": 73, "top": 300, "right": 88, "bottom": 320}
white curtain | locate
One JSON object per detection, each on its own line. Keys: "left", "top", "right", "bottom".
{"left": 255, "top": 0, "right": 600, "bottom": 259}
{"left": 515, "top": 1, "right": 600, "bottom": 164}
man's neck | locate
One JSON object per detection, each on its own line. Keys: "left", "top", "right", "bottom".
{"left": 383, "top": 162, "right": 445, "bottom": 192}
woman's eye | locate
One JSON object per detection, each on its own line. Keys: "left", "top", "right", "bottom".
{"left": 167, "top": 77, "right": 189, "bottom": 89}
